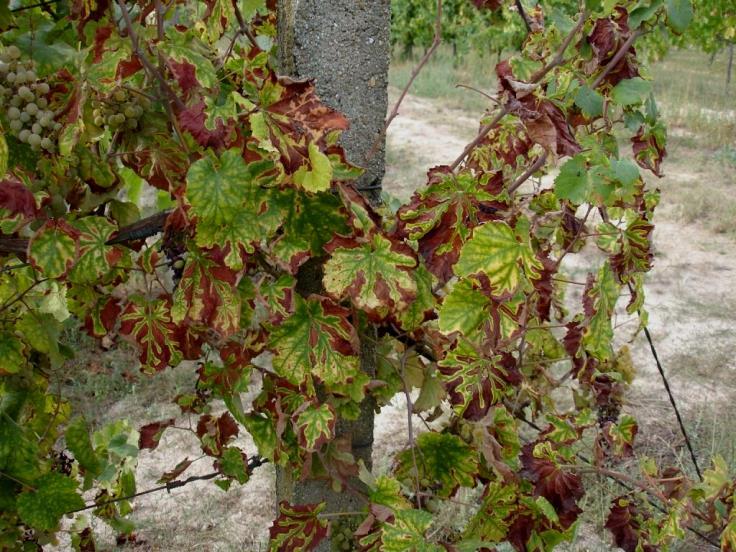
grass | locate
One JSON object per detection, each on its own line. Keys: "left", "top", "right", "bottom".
{"left": 389, "top": 45, "right": 501, "bottom": 112}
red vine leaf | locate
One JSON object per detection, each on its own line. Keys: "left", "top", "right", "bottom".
{"left": 119, "top": 296, "right": 183, "bottom": 372}
{"left": 268, "top": 501, "right": 328, "bottom": 552}
{"left": 139, "top": 418, "right": 176, "bottom": 450}
{"left": 196, "top": 412, "right": 239, "bottom": 457}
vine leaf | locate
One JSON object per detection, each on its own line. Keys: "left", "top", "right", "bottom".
{"left": 268, "top": 501, "right": 328, "bottom": 552}
{"left": 171, "top": 248, "right": 241, "bottom": 338}
{"left": 293, "top": 142, "right": 333, "bottom": 193}
{"left": 27, "top": 220, "right": 80, "bottom": 279}
{"left": 396, "top": 169, "right": 507, "bottom": 282}
{"left": 159, "top": 28, "right": 217, "bottom": 88}
{"left": 16, "top": 473, "right": 85, "bottom": 531}
{"left": 395, "top": 432, "right": 478, "bottom": 498}
{"left": 185, "top": 149, "right": 285, "bottom": 269}
{"left": 268, "top": 295, "right": 360, "bottom": 390}
{"left": 611, "top": 78, "right": 652, "bottom": 107}
{"left": 119, "top": 296, "right": 183, "bottom": 372}
{"left": 381, "top": 509, "right": 444, "bottom": 552}
{"left": 465, "top": 482, "right": 517, "bottom": 542}
{"left": 139, "top": 418, "right": 176, "bottom": 451}
{"left": 554, "top": 155, "right": 589, "bottom": 204}
{"left": 455, "top": 220, "right": 541, "bottom": 295}
{"left": 438, "top": 279, "right": 489, "bottom": 336}
{"left": 69, "top": 217, "right": 127, "bottom": 284}
{"left": 323, "top": 234, "right": 417, "bottom": 320}
{"left": 293, "top": 403, "right": 336, "bottom": 452}
{"left": 65, "top": 417, "right": 102, "bottom": 478}
{"left": 665, "top": 0, "right": 693, "bottom": 34}
{"left": 0, "top": 332, "right": 25, "bottom": 374}
{"left": 0, "top": 179, "right": 39, "bottom": 234}
{"left": 196, "top": 412, "right": 239, "bottom": 457}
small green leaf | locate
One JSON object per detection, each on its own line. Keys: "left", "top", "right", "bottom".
{"left": 382, "top": 510, "right": 444, "bottom": 552}
{"left": 293, "top": 142, "right": 333, "bottom": 192}
{"left": 28, "top": 220, "right": 79, "bottom": 279}
{"left": 438, "top": 279, "right": 489, "bottom": 336}
{"left": 554, "top": 155, "right": 589, "bottom": 204}
{"left": 611, "top": 78, "right": 652, "bottom": 107}
{"left": 17, "top": 473, "right": 84, "bottom": 531}
{"left": 219, "top": 447, "right": 250, "bottom": 484}
{"left": 575, "top": 85, "right": 604, "bottom": 118}
{"left": 0, "top": 332, "right": 25, "bottom": 374}
{"left": 665, "top": 0, "right": 693, "bottom": 33}
{"left": 294, "top": 404, "right": 336, "bottom": 452}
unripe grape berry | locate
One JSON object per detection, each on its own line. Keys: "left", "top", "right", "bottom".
{"left": 17, "top": 85, "right": 30, "bottom": 97}
{"left": 25, "top": 102, "right": 38, "bottom": 115}
{"left": 20, "top": 112, "right": 30, "bottom": 122}
{"left": 18, "top": 129, "right": 31, "bottom": 142}
{"left": 31, "top": 123, "right": 41, "bottom": 134}
{"left": 6, "top": 45, "right": 21, "bottom": 59}
{"left": 10, "top": 95, "right": 21, "bottom": 107}
{"left": 94, "top": 116, "right": 105, "bottom": 127}
{"left": 53, "top": 122, "right": 62, "bottom": 131}
{"left": 124, "top": 105, "right": 137, "bottom": 119}
{"left": 25, "top": 70, "right": 36, "bottom": 81}
{"left": 126, "top": 119, "right": 138, "bottom": 129}
{"left": 36, "top": 97, "right": 48, "bottom": 109}
{"left": 36, "top": 82, "right": 49, "bottom": 95}
{"left": 7, "top": 106, "right": 21, "bottom": 119}
{"left": 0, "top": 61, "right": 8, "bottom": 73}
{"left": 27, "top": 133, "right": 42, "bottom": 147}
{"left": 113, "top": 88, "right": 127, "bottom": 102}
{"left": 9, "top": 119, "right": 22, "bottom": 132}
{"left": 40, "top": 137, "right": 53, "bottom": 150}
{"left": 6, "top": 71, "right": 16, "bottom": 83}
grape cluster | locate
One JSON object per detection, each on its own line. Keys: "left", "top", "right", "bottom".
{"left": 0, "top": 45, "right": 60, "bottom": 152}
{"left": 92, "top": 86, "right": 150, "bottom": 131}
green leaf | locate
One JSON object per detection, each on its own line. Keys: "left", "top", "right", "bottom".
{"left": 65, "top": 417, "right": 102, "bottom": 479}
{"left": 323, "top": 234, "right": 417, "bottom": 319}
{"left": 438, "top": 279, "right": 489, "bottom": 336}
{"left": 0, "top": 332, "right": 26, "bottom": 374}
{"left": 0, "top": 131, "right": 7, "bottom": 177}
{"left": 17, "top": 472, "right": 84, "bottom": 531}
{"left": 575, "top": 85, "right": 604, "bottom": 118}
{"left": 611, "top": 78, "right": 652, "bottom": 107}
{"left": 397, "top": 264, "right": 436, "bottom": 331}
{"left": 293, "top": 142, "right": 333, "bottom": 192}
{"left": 396, "top": 432, "right": 478, "bottom": 498}
{"left": 455, "top": 221, "right": 540, "bottom": 295}
{"left": 186, "top": 150, "right": 286, "bottom": 269}
{"left": 268, "top": 295, "right": 360, "bottom": 389}
{"left": 28, "top": 220, "right": 79, "bottom": 279}
{"left": 15, "top": 312, "right": 64, "bottom": 367}
{"left": 382, "top": 510, "right": 444, "bottom": 552}
{"left": 665, "top": 0, "right": 693, "bottom": 33}
{"left": 554, "top": 155, "right": 589, "bottom": 204}
{"left": 69, "top": 217, "right": 126, "bottom": 284}
{"left": 294, "top": 404, "right": 336, "bottom": 452}
{"left": 219, "top": 447, "right": 250, "bottom": 484}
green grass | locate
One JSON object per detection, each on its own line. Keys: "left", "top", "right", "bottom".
{"left": 389, "top": 45, "right": 500, "bottom": 112}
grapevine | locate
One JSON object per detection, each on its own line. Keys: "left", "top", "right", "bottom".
{"left": 0, "top": 1, "right": 734, "bottom": 551}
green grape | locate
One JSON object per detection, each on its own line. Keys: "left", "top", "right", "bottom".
{"left": 7, "top": 106, "right": 21, "bottom": 119}
{"left": 37, "top": 97, "right": 48, "bottom": 109}
{"left": 25, "top": 70, "right": 36, "bottom": 81}
{"left": 5, "top": 71, "right": 16, "bottom": 83}
{"left": 124, "top": 105, "right": 137, "bottom": 118}
{"left": 27, "top": 133, "right": 42, "bottom": 148}
{"left": 53, "top": 122, "right": 61, "bottom": 131}
{"left": 17, "top": 85, "right": 31, "bottom": 98}
{"left": 0, "top": 61, "right": 8, "bottom": 73}
{"left": 31, "top": 123, "right": 42, "bottom": 134}
{"left": 19, "top": 112, "right": 30, "bottom": 123}
{"left": 25, "top": 103, "right": 38, "bottom": 116}
{"left": 9, "top": 119, "right": 22, "bottom": 132}
{"left": 10, "top": 95, "right": 22, "bottom": 107}
{"left": 6, "top": 45, "right": 21, "bottom": 60}
{"left": 40, "top": 137, "right": 54, "bottom": 150}
{"left": 18, "top": 129, "right": 31, "bottom": 142}
{"left": 113, "top": 88, "right": 127, "bottom": 102}
{"left": 94, "top": 115, "right": 105, "bottom": 127}
{"left": 36, "top": 82, "right": 49, "bottom": 95}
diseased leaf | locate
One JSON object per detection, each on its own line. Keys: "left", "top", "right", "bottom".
{"left": 455, "top": 221, "right": 541, "bottom": 295}
{"left": 0, "top": 332, "right": 25, "bottom": 374}
{"left": 69, "top": 217, "right": 127, "bottom": 284}
{"left": 268, "top": 501, "right": 328, "bottom": 552}
{"left": 293, "top": 403, "right": 336, "bottom": 452}
{"left": 139, "top": 418, "right": 176, "bottom": 450}
{"left": 28, "top": 220, "right": 79, "bottom": 279}
{"left": 17, "top": 473, "right": 84, "bottom": 531}
{"left": 382, "top": 509, "right": 444, "bottom": 552}
{"left": 119, "top": 296, "right": 183, "bottom": 372}
{"left": 293, "top": 142, "right": 333, "bottom": 192}
{"left": 323, "top": 234, "right": 417, "bottom": 320}
{"left": 268, "top": 295, "right": 360, "bottom": 390}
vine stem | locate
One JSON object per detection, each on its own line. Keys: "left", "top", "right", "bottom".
{"left": 364, "top": 0, "right": 443, "bottom": 163}
{"left": 449, "top": 10, "right": 588, "bottom": 171}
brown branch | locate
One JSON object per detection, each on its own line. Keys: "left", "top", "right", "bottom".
{"left": 231, "top": 0, "right": 260, "bottom": 49}
{"left": 365, "top": 0, "right": 443, "bottom": 163}
{"left": 449, "top": 10, "right": 588, "bottom": 172}
{"left": 591, "top": 30, "right": 644, "bottom": 90}
{"left": 116, "top": 0, "right": 185, "bottom": 111}
{"left": 507, "top": 151, "right": 548, "bottom": 194}
{"left": 515, "top": 0, "right": 532, "bottom": 35}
